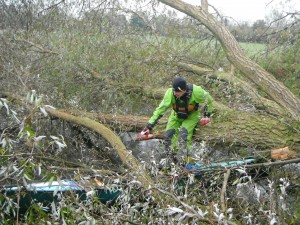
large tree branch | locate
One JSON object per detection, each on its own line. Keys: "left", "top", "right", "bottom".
{"left": 178, "top": 62, "right": 286, "bottom": 116}
{"left": 158, "top": 0, "right": 300, "bottom": 120}
{"left": 69, "top": 109, "right": 300, "bottom": 151}
{"left": 44, "top": 106, "right": 154, "bottom": 189}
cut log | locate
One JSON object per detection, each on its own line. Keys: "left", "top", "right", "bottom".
{"left": 270, "top": 147, "right": 298, "bottom": 160}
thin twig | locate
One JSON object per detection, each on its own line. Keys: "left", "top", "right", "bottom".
{"left": 17, "top": 38, "right": 59, "bottom": 55}
{"left": 154, "top": 187, "right": 213, "bottom": 223}
{"left": 220, "top": 169, "right": 231, "bottom": 213}
{"left": 190, "top": 158, "right": 300, "bottom": 174}
{"left": 243, "top": 158, "right": 300, "bottom": 168}
{"left": 48, "top": 166, "right": 117, "bottom": 176}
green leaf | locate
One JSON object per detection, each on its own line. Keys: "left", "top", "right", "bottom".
{"left": 48, "top": 175, "right": 56, "bottom": 186}
{"left": 24, "top": 126, "right": 35, "bottom": 137}
{"left": 35, "top": 97, "right": 43, "bottom": 107}
{"left": 24, "top": 173, "right": 33, "bottom": 181}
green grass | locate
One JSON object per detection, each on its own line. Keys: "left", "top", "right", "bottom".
{"left": 239, "top": 42, "right": 266, "bottom": 56}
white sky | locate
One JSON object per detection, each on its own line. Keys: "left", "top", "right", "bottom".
{"left": 181, "top": 0, "right": 299, "bottom": 23}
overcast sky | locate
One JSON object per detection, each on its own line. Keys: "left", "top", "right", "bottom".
{"left": 180, "top": 0, "right": 299, "bottom": 23}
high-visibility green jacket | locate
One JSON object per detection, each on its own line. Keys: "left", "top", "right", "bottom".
{"left": 148, "top": 84, "right": 214, "bottom": 125}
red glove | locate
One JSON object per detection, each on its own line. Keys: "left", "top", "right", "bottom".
{"left": 137, "top": 127, "right": 150, "bottom": 139}
{"left": 201, "top": 117, "right": 211, "bottom": 126}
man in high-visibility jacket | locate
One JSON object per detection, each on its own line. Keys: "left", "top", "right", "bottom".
{"left": 141, "top": 77, "right": 214, "bottom": 164}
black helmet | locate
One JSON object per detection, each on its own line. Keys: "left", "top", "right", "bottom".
{"left": 173, "top": 77, "right": 187, "bottom": 91}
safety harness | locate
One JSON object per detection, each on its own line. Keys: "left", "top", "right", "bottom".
{"left": 172, "top": 84, "right": 199, "bottom": 119}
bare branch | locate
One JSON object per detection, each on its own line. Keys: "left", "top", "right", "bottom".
{"left": 220, "top": 169, "right": 231, "bottom": 213}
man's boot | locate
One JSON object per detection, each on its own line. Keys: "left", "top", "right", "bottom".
{"left": 159, "top": 129, "right": 176, "bottom": 170}
{"left": 177, "top": 127, "right": 189, "bottom": 166}
{"left": 158, "top": 148, "right": 173, "bottom": 170}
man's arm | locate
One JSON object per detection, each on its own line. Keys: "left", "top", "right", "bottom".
{"left": 193, "top": 85, "right": 214, "bottom": 114}
{"left": 148, "top": 88, "right": 173, "bottom": 127}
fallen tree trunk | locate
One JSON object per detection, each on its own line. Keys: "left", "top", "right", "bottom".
{"left": 2, "top": 92, "right": 299, "bottom": 151}
{"left": 195, "top": 110, "right": 300, "bottom": 150}
{"left": 69, "top": 109, "right": 300, "bottom": 151}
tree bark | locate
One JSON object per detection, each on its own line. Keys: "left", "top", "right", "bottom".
{"left": 178, "top": 62, "right": 286, "bottom": 116}
{"left": 69, "top": 109, "right": 300, "bottom": 151}
{"left": 158, "top": 0, "right": 300, "bottom": 120}
{"left": 196, "top": 111, "right": 300, "bottom": 150}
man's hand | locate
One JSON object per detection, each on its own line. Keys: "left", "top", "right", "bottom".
{"left": 201, "top": 117, "right": 211, "bottom": 126}
{"left": 146, "top": 123, "right": 154, "bottom": 130}
{"left": 137, "top": 127, "right": 150, "bottom": 139}
{"left": 142, "top": 127, "right": 150, "bottom": 134}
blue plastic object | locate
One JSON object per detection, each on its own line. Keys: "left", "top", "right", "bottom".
{"left": 185, "top": 157, "right": 255, "bottom": 173}
{"left": 1, "top": 180, "right": 121, "bottom": 214}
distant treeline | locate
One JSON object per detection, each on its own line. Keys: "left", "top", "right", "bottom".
{"left": 1, "top": 1, "right": 298, "bottom": 44}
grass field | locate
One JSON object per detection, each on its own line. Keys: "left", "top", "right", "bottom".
{"left": 239, "top": 42, "right": 266, "bottom": 56}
